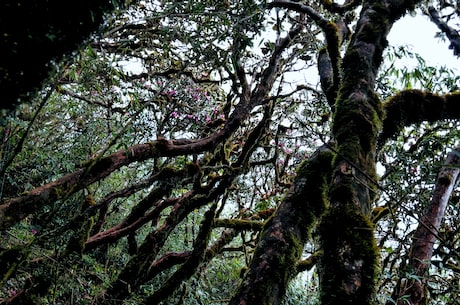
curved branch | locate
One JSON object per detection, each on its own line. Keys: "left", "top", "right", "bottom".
{"left": 378, "top": 89, "right": 460, "bottom": 147}
{"left": 267, "top": 1, "right": 349, "bottom": 108}
{"left": 296, "top": 250, "right": 322, "bottom": 273}
{"left": 320, "top": 0, "right": 362, "bottom": 15}
{"left": 229, "top": 145, "right": 334, "bottom": 305}
{"left": 318, "top": 19, "right": 350, "bottom": 108}
{"left": 141, "top": 203, "right": 217, "bottom": 305}
{"left": 267, "top": 1, "right": 329, "bottom": 25}
{"left": 427, "top": 6, "right": 460, "bottom": 56}
{"left": 0, "top": 143, "right": 154, "bottom": 229}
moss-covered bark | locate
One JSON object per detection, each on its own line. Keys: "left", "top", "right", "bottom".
{"left": 229, "top": 145, "right": 334, "bottom": 305}
{"left": 379, "top": 90, "right": 460, "bottom": 146}
{"left": 321, "top": 1, "right": 423, "bottom": 304}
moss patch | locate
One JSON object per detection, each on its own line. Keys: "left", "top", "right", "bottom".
{"left": 319, "top": 204, "right": 378, "bottom": 305}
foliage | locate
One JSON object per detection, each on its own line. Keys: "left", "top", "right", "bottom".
{"left": 1, "top": 1, "right": 460, "bottom": 305}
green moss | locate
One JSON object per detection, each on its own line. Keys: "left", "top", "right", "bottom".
{"left": 319, "top": 204, "right": 378, "bottom": 305}
{"left": 294, "top": 146, "right": 335, "bottom": 232}
{"left": 378, "top": 89, "right": 459, "bottom": 145}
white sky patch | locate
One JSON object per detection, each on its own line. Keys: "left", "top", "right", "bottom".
{"left": 388, "top": 13, "right": 459, "bottom": 69}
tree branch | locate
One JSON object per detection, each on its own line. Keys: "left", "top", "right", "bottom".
{"left": 426, "top": 6, "right": 460, "bottom": 56}
{"left": 229, "top": 145, "right": 334, "bottom": 305}
{"left": 378, "top": 89, "right": 460, "bottom": 147}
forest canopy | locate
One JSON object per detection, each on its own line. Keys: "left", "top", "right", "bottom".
{"left": 1, "top": 1, "right": 460, "bottom": 305}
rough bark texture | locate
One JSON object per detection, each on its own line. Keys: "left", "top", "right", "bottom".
{"left": 322, "top": 1, "right": 420, "bottom": 304}
{"left": 379, "top": 90, "right": 460, "bottom": 146}
{"left": 229, "top": 146, "right": 334, "bottom": 305}
{"left": 392, "top": 146, "right": 460, "bottom": 305}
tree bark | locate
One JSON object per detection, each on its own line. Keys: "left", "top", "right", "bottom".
{"left": 229, "top": 145, "right": 334, "bottom": 305}
{"left": 392, "top": 146, "right": 460, "bottom": 305}
{"left": 321, "top": 1, "right": 421, "bottom": 304}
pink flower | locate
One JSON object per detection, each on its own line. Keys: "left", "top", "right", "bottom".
{"left": 172, "top": 111, "right": 179, "bottom": 118}
{"left": 31, "top": 228, "right": 38, "bottom": 235}
{"left": 166, "top": 90, "right": 177, "bottom": 96}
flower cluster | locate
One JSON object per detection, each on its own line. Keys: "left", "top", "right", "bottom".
{"left": 170, "top": 107, "right": 225, "bottom": 127}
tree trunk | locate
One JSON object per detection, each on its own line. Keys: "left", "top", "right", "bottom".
{"left": 319, "top": 1, "right": 420, "bottom": 304}
{"left": 229, "top": 146, "right": 334, "bottom": 305}
{"left": 392, "top": 146, "right": 460, "bottom": 305}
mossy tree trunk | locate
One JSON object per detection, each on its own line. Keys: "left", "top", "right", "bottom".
{"left": 231, "top": 1, "right": 422, "bottom": 305}
{"left": 229, "top": 146, "right": 334, "bottom": 305}
{"left": 320, "top": 1, "right": 419, "bottom": 304}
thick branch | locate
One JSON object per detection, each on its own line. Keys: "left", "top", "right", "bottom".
{"left": 378, "top": 89, "right": 460, "bottom": 147}
{"left": 318, "top": 19, "right": 350, "bottom": 108}
{"left": 324, "top": 1, "right": 422, "bottom": 304}
{"left": 229, "top": 145, "right": 334, "bottom": 305}
{"left": 0, "top": 143, "right": 158, "bottom": 229}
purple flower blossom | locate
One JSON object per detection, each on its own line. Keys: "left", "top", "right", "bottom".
{"left": 166, "top": 89, "right": 177, "bottom": 96}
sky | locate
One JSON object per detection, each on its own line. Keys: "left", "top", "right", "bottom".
{"left": 387, "top": 12, "right": 459, "bottom": 68}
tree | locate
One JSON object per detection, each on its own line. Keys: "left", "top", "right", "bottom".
{"left": 0, "top": 0, "right": 131, "bottom": 111}
{"left": 1, "top": 1, "right": 460, "bottom": 304}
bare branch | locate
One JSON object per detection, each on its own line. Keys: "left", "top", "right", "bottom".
{"left": 426, "top": 6, "right": 460, "bottom": 56}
